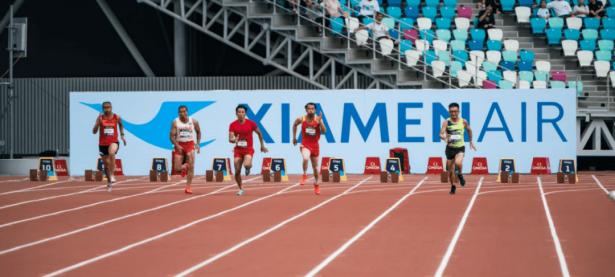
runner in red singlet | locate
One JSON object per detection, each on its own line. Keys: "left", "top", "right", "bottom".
{"left": 292, "top": 102, "right": 327, "bottom": 195}
{"left": 229, "top": 105, "right": 268, "bottom": 196}
{"left": 92, "top": 101, "right": 127, "bottom": 192}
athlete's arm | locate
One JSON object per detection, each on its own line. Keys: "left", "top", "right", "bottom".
{"left": 292, "top": 117, "right": 302, "bottom": 146}
{"left": 92, "top": 116, "right": 101, "bottom": 134}
{"left": 318, "top": 112, "right": 327, "bottom": 134}
{"left": 228, "top": 123, "right": 236, "bottom": 143}
{"left": 117, "top": 116, "right": 127, "bottom": 146}
{"left": 170, "top": 121, "right": 183, "bottom": 154}
{"left": 254, "top": 126, "right": 269, "bottom": 153}
{"left": 439, "top": 121, "right": 448, "bottom": 142}
{"left": 464, "top": 120, "right": 477, "bottom": 151}
{"left": 194, "top": 119, "right": 201, "bottom": 154}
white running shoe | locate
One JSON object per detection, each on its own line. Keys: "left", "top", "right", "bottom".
{"left": 110, "top": 176, "right": 116, "bottom": 183}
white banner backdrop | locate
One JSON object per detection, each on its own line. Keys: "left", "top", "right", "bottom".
{"left": 69, "top": 89, "right": 576, "bottom": 175}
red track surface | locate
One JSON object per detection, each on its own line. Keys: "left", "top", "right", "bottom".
{"left": 0, "top": 173, "right": 613, "bottom": 276}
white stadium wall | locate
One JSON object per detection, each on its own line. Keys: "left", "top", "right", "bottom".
{"left": 70, "top": 89, "right": 576, "bottom": 175}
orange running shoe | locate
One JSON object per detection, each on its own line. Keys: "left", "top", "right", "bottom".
{"left": 314, "top": 184, "right": 320, "bottom": 195}
{"left": 300, "top": 174, "right": 308, "bottom": 185}
{"left": 184, "top": 186, "right": 193, "bottom": 194}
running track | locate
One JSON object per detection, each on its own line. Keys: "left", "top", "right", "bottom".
{"left": 0, "top": 173, "right": 613, "bottom": 276}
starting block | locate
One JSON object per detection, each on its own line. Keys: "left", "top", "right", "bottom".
{"left": 389, "top": 147, "right": 410, "bottom": 174}
{"left": 212, "top": 158, "right": 232, "bottom": 181}
{"left": 39, "top": 170, "right": 48, "bottom": 182}
{"left": 470, "top": 157, "right": 489, "bottom": 175}
{"left": 499, "top": 171, "right": 520, "bottom": 183}
{"left": 159, "top": 171, "right": 168, "bottom": 182}
{"left": 85, "top": 170, "right": 94, "bottom": 181}
{"left": 426, "top": 157, "right": 445, "bottom": 174}
{"left": 205, "top": 170, "right": 214, "bottom": 182}
{"left": 262, "top": 171, "right": 271, "bottom": 182}
{"left": 95, "top": 171, "right": 104, "bottom": 182}
{"left": 390, "top": 172, "right": 399, "bottom": 183}
{"left": 332, "top": 172, "right": 341, "bottom": 183}
{"left": 29, "top": 169, "right": 38, "bottom": 181}
{"left": 149, "top": 170, "right": 158, "bottom": 182}
{"left": 215, "top": 171, "right": 224, "bottom": 182}
{"left": 557, "top": 159, "right": 578, "bottom": 184}
{"left": 497, "top": 158, "right": 517, "bottom": 183}
{"left": 380, "top": 171, "right": 388, "bottom": 183}
{"left": 273, "top": 171, "right": 282, "bottom": 182}
{"left": 530, "top": 157, "right": 551, "bottom": 175}
{"left": 321, "top": 169, "right": 330, "bottom": 182}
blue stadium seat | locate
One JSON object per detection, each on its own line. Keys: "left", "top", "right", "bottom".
{"left": 501, "top": 61, "right": 516, "bottom": 70}
{"left": 468, "top": 40, "right": 483, "bottom": 50}
{"left": 583, "top": 17, "right": 600, "bottom": 30}
{"left": 437, "top": 29, "right": 452, "bottom": 41}
{"left": 579, "top": 39, "right": 596, "bottom": 51}
{"left": 451, "top": 40, "right": 466, "bottom": 51}
{"left": 388, "top": 0, "right": 402, "bottom": 7}
{"left": 520, "top": 49, "right": 535, "bottom": 63}
{"left": 438, "top": 51, "right": 451, "bottom": 66}
{"left": 534, "top": 70, "right": 549, "bottom": 81}
{"left": 422, "top": 6, "right": 438, "bottom": 19}
{"left": 387, "top": 7, "right": 403, "bottom": 18}
{"left": 487, "top": 40, "right": 503, "bottom": 51}
{"left": 603, "top": 18, "right": 615, "bottom": 29}
{"left": 519, "top": 0, "right": 533, "bottom": 6}
{"left": 548, "top": 17, "right": 564, "bottom": 29}
{"left": 564, "top": 29, "right": 580, "bottom": 41}
{"left": 598, "top": 40, "right": 614, "bottom": 52}
{"left": 420, "top": 29, "right": 436, "bottom": 43}
{"left": 501, "top": 0, "right": 515, "bottom": 12}
{"left": 444, "top": 0, "right": 458, "bottom": 7}
{"left": 531, "top": 18, "right": 547, "bottom": 34}
{"left": 606, "top": 7, "right": 615, "bottom": 18}
{"left": 450, "top": 61, "right": 463, "bottom": 77}
{"left": 389, "top": 29, "right": 400, "bottom": 39}
{"left": 330, "top": 17, "right": 345, "bottom": 35}
{"left": 452, "top": 50, "right": 469, "bottom": 62}
{"left": 612, "top": 61, "right": 615, "bottom": 70}
{"left": 518, "top": 61, "right": 533, "bottom": 71}
{"left": 483, "top": 61, "right": 498, "bottom": 72}
{"left": 406, "top": 0, "right": 420, "bottom": 7}
{"left": 488, "top": 70, "right": 503, "bottom": 82}
{"left": 436, "top": 17, "right": 452, "bottom": 29}
{"left": 453, "top": 29, "right": 468, "bottom": 41}
{"left": 595, "top": 50, "right": 613, "bottom": 62}
{"left": 405, "top": 6, "right": 420, "bottom": 19}
{"left": 550, "top": 81, "right": 566, "bottom": 89}
{"left": 567, "top": 81, "right": 583, "bottom": 97}
{"left": 400, "top": 39, "right": 413, "bottom": 53}
{"left": 582, "top": 29, "right": 599, "bottom": 41}
{"left": 399, "top": 18, "right": 415, "bottom": 31}
{"left": 426, "top": 0, "right": 439, "bottom": 7}
{"left": 441, "top": 6, "right": 456, "bottom": 19}
{"left": 546, "top": 28, "right": 562, "bottom": 45}
{"left": 519, "top": 71, "right": 534, "bottom": 82}
{"left": 499, "top": 80, "right": 514, "bottom": 89}
{"left": 600, "top": 29, "right": 615, "bottom": 41}
{"left": 362, "top": 17, "right": 374, "bottom": 25}
{"left": 470, "top": 28, "right": 486, "bottom": 42}
{"left": 424, "top": 50, "right": 437, "bottom": 65}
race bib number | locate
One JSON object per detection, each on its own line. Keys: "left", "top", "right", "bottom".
{"left": 103, "top": 127, "right": 114, "bottom": 136}
{"left": 237, "top": 140, "right": 248, "bottom": 147}
{"left": 449, "top": 134, "right": 461, "bottom": 141}
{"left": 179, "top": 130, "right": 192, "bottom": 139}
{"left": 305, "top": 127, "right": 316, "bottom": 136}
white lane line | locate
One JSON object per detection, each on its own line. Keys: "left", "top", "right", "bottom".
{"left": 0, "top": 177, "right": 29, "bottom": 183}
{"left": 42, "top": 180, "right": 301, "bottom": 277}
{"left": 543, "top": 188, "right": 605, "bottom": 196}
{"left": 591, "top": 175, "right": 610, "bottom": 195}
{"left": 434, "top": 177, "right": 484, "bottom": 277}
{"left": 0, "top": 181, "right": 184, "bottom": 229}
{"left": 0, "top": 179, "right": 75, "bottom": 196}
{"left": 174, "top": 175, "right": 372, "bottom": 277}
{"left": 306, "top": 177, "right": 427, "bottom": 276}
{"left": 537, "top": 177, "right": 571, "bottom": 277}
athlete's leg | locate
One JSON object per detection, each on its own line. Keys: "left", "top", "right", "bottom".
{"left": 107, "top": 143, "right": 119, "bottom": 181}
{"left": 185, "top": 151, "right": 195, "bottom": 187}
{"left": 173, "top": 150, "right": 185, "bottom": 172}
{"left": 310, "top": 155, "right": 319, "bottom": 184}
{"left": 454, "top": 152, "right": 466, "bottom": 186}
{"left": 234, "top": 156, "right": 244, "bottom": 190}
{"left": 447, "top": 157, "right": 457, "bottom": 194}
{"left": 243, "top": 155, "right": 253, "bottom": 176}
{"left": 300, "top": 148, "right": 311, "bottom": 185}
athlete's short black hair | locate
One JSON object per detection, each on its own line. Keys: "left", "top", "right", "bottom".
{"left": 448, "top": 102, "right": 460, "bottom": 110}
{"left": 178, "top": 105, "right": 188, "bottom": 112}
{"left": 305, "top": 102, "right": 316, "bottom": 110}
{"left": 236, "top": 104, "right": 248, "bottom": 112}
{"left": 102, "top": 101, "right": 112, "bottom": 107}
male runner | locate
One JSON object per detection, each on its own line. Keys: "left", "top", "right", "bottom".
{"left": 292, "top": 102, "right": 327, "bottom": 195}
{"left": 92, "top": 101, "right": 127, "bottom": 192}
{"left": 439, "top": 102, "right": 476, "bottom": 194}
{"left": 170, "top": 105, "right": 202, "bottom": 194}
{"left": 229, "top": 105, "right": 268, "bottom": 196}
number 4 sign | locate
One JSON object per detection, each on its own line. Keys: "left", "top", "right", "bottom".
{"left": 385, "top": 158, "right": 404, "bottom": 181}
